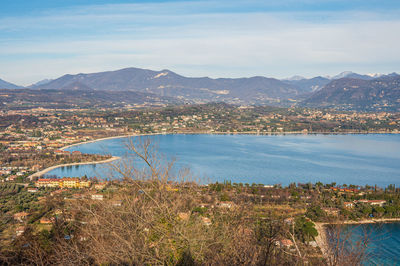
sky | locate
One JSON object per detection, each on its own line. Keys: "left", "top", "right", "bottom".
{"left": 1, "top": 0, "right": 400, "bottom": 86}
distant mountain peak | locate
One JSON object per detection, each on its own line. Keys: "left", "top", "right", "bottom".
{"left": 284, "top": 75, "right": 305, "bottom": 81}
{"left": 330, "top": 71, "right": 380, "bottom": 81}
{"left": 387, "top": 72, "right": 400, "bottom": 77}
{"left": 28, "top": 67, "right": 400, "bottom": 110}
{"left": 332, "top": 71, "right": 354, "bottom": 79}
{"left": 366, "top": 73, "right": 383, "bottom": 78}
{"left": 29, "top": 78, "right": 53, "bottom": 88}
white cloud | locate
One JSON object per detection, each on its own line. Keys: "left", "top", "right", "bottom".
{"left": 0, "top": 1, "right": 399, "bottom": 85}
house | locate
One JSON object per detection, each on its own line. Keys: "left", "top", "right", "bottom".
{"left": 111, "top": 200, "right": 122, "bottom": 207}
{"left": 178, "top": 212, "right": 190, "bottom": 221}
{"left": 40, "top": 217, "right": 52, "bottom": 224}
{"left": 15, "top": 226, "right": 25, "bottom": 236}
{"left": 331, "top": 187, "right": 359, "bottom": 193}
{"left": 0, "top": 170, "right": 11, "bottom": 175}
{"left": 94, "top": 182, "right": 107, "bottom": 190}
{"left": 27, "top": 187, "right": 38, "bottom": 193}
{"left": 54, "top": 150, "right": 70, "bottom": 156}
{"left": 31, "top": 164, "right": 41, "bottom": 171}
{"left": 344, "top": 202, "right": 354, "bottom": 208}
{"left": 322, "top": 207, "right": 340, "bottom": 216}
{"left": 60, "top": 178, "right": 80, "bottom": 188}
{"left": 276, "top": 239, "right": 294, "bottom": 248}
{"left": 356, "top": 200, "right": 386, "bottom": 207}
{"left": 166, "top": 185, "right": 179, "bottom": 192}
{"left": 36, "top": 178, "right": 91, "bottom": 189}
{"left": 217, "top": 201, "right": 234, "bottom": 209}
{"left": 79, "top": 180, "right": 91, "bottom": 188}
{"left": 91, "top": 194, "right": 104, "bottom": 200}
{"left": 367, "top": 200, "right": 386, "bottom": 207}
{"left": 6, "top": 175, "right": 16, "bottom": 181}
{"left": 202, "top": 217, "right": 212, "bottom": 226}
{"left": 36, "top": 178, "right": 61, "bottom": 188}
{"left": 199, "top": 203, "right": 212, "bottom": 209}
{"left": 284, "top": 217, "right": 295, "bottom": 225}
{"left": 14, "top": 212, "right": 29, "bottom": 222}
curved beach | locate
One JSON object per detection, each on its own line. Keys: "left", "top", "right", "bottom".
{"left": 28, "top": 156, "right": 120, "bottom": 180}
{"left": 28, "top": 133, "right": 163, "bottom": 180}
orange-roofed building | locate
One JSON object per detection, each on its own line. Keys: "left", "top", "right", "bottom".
{"left": 14, "top": 212, "right": 29, "bottom": 222}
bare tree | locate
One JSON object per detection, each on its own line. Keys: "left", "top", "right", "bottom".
{"left": 324, "top": 223, "right": 372, "bottom": 266}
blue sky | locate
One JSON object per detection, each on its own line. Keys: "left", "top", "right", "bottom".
{"left": 1, "top": 0, "right": 400, "bottom": 85}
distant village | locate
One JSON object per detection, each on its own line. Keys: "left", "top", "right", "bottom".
{"left": 0, "top": 104, "right": 399, "bottom": 182}
{"left": 0, "top": 103, "right": 400, "bottom": 264}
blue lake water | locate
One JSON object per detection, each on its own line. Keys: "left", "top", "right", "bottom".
{"left": 338, "top": 223, "right": 400, "bottom": 265}
{"left": 46, "top": 134, "right": 400, "bottom": 187}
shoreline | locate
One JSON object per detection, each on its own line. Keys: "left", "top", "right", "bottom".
{"left": 331, "top": 217, "right": 400, "bottom": 225}
{"left": 314, "top": 222, "right": 330, "bottom": 258}
{"left": 30, "top": 130, "right": 398, "bottom": 181}
{"left": 60, "top": 133, "right": 163, "bottom": 151}
{"left": 61, "top": 130, "right": 398, "bottom": 151}
{"left": 30, "top": 132, "right": 164, "bottom": 180}
{"left": 27, "top": 156, "right": 120, "bottom": 180}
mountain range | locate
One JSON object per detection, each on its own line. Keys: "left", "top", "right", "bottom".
{"left": 0, "top": 78, "right": 21, "bottom": 90}
{"left": 0, "top": 68, "right": 399, "bottom": 111}
{"left": 302, "top": 76, "right": 400, "bottom": 111}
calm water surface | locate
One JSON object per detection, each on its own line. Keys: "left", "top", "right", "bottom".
{"left": 339, "top": 223, "right": 400, "bottom": 265}
{"left": 46, "top": 134, "right": 400, "bottom": 187}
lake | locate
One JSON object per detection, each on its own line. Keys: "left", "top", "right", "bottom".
{"left": 333, "top": 223, "right": 400, "bottom": 265}
{"left": 45, "top": 134, "right": 400, "bottom": 187}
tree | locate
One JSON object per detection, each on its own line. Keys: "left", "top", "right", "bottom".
{"left": 361, "top": 205, "right": 372, "bottom": 217}
{"left": 295, "top": 217, "right": 318, "bottom": 243}
{"left": 384, "top": 205, "right": 396, "bottom": 217}
{"left": 373, "top": 206, "right": 385, "bottom": 218}
{"left": 325, "top": 223, "right": 371, "bottom": 266}
{"left": 305, "top": 205, "right": 326, "bottom": 221}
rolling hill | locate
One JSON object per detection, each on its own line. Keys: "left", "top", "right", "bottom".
{"left": 301, "top": 75, "right": 400, "bottom": 111}
{"left": 2, "top": 68, "right": 399, "bottom": 111}
{"left": 34, "top": 67, "right": 303, "bottom": 105}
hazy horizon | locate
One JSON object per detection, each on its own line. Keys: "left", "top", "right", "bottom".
{"left": 2, "top": 67, "right": 399, "bottom": 88}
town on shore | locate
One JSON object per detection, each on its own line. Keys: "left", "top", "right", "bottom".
{"left": 1, "top": 103, "right": 399, "bottom": 184}
{"left": 1, "top": 103, "right": 400, "bottom": 264}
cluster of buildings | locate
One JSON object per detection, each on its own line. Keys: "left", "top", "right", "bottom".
{"left": 35, "top": 178, "right": 91, "bottom": 189}
{"left": 0, "top": 166, "right": 28, "bottom": 176}
{"left": 330, "top": 187, "right": 360, "bottom": 194}
{"left": 344, "top": 199, "right": 387, "bottom": 208}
